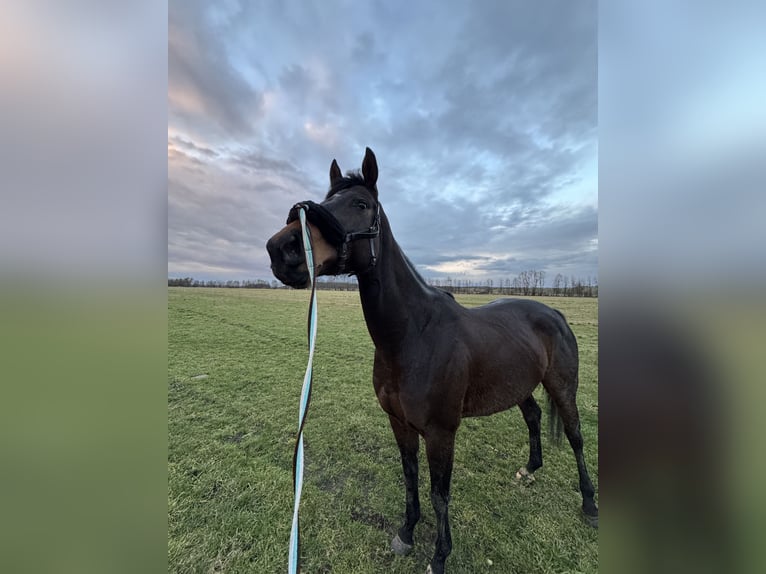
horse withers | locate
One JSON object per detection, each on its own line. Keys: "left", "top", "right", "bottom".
{"left": 266, "top": 148, "right": 598, "bottom": 574}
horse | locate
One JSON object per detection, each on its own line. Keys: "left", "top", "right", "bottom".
{"left": 266, "top": 148, "right": 598, "bottom": 574}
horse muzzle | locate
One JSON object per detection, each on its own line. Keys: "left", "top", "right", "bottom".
{"left": 266, "top": 223, "right": 312, "bottom": 289}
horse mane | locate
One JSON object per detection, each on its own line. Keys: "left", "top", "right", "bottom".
{"left": 326, "top": 171, "right": 372, "bottom": 198}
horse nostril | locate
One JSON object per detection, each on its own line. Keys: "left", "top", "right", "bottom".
{"left": 267, "top": 229, "right": 304, "bottom": 267}
{"left": 284, "top": 234, "right": 299, "bottom": 256}
{"left": 280, "top": 232, "right": 304, "bottom": 264}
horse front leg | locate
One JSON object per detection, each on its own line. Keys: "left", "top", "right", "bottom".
{"left": 425, "top": 427, "right": 456, "bottom": 574}
{"left": 389, "top": 415, "right": 421, "bottom": 555}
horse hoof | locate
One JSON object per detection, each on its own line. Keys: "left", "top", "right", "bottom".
{"left": 426, "top": 565, "right": 433, "bottom": 574}
{"left": 515, "top": 466, "right": 535, "bottom": 484}
{"left": 582, "top": 510, "right": 599, "bottom": 529}
{"left": 391, "top": 534, "right": 413, "bottom": 556}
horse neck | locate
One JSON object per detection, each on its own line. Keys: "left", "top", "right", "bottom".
{"left": 356, "top": 211, "right": 439, "bottom": 352}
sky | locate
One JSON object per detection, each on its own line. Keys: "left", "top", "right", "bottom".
{"left": 168, "top": 0, "right": 598, "bottom": 285}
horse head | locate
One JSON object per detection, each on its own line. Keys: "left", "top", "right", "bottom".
{"left": 266, "top": 147, "right": 382, "bottom": 288}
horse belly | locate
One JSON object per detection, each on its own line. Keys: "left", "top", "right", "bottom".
{"left": 461, "top": 373, "right": 540, "bottom": 417}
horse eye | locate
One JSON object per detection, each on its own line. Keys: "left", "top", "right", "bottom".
{"left": 357, "top": 200, "right": 368, "bottom": 210}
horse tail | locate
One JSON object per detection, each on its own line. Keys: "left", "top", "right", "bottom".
{"left": 546, "top": 390, "right": 564, "bottom": 446}
{"left": 543, "top": 306, "right": 575, "bottom": 446}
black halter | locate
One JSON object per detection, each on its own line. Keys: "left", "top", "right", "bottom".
{"left": 286, "top": 200, "right": 381, "bottom": 274}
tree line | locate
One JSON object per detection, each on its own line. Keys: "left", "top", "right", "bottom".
{"left": 169, "top": 270, "right": 597, "bottom": 297}
{"left": 429, "top": 271, "right": 597, "bottom": 297}
{"left": 168, "top": 278, "right": 279, "bottom": 289}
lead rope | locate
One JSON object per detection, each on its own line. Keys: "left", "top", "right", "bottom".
{"left": 288, "top": 207, "right": 318, "bottom": 574}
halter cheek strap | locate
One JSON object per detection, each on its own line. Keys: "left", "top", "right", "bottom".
{"left": 286, "top": 201, "right": 381, "bottom": 273}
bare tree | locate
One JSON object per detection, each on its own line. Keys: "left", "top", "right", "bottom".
{"left": 553, "top": 273, "right": 563, "bottom": 296}
{"left": 520, "top": 270, "right": 531, "bottom": 296}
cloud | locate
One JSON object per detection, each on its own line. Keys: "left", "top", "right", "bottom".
{"left": 169, "top": 1, "right": 265, "bottom": 140}
{"left": 168, "top": 1, "right": 598, "bottom": 284}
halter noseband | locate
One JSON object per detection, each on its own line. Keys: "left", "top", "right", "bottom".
{"left": 286, "top": 200, "right": 381, "bottom": 274}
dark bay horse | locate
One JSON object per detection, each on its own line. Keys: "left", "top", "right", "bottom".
{"left": 266, "top": 148, "right": 597, "bottom": 574}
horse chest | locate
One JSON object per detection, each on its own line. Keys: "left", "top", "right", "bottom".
{"left": 373, "top": 378, "right": 409, "bottom": 424}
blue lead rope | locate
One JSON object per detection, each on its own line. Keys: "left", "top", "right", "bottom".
{"left": 288, "top": 207, "right": 318, "bottom": 574}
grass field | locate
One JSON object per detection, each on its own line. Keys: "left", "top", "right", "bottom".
{"left": 168, "top": 287, "right": 598, "bottom": 573}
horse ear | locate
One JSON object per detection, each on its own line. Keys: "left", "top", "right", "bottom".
{"left": 329, "top": 159, "right": 342, "bottom": 183}
{"left": 362, "top": 147, "right": 378, "bottom": 193}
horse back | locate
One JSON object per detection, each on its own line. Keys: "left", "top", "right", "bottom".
{"left": 469, "top": 298, "right": 575, "bottom": 347}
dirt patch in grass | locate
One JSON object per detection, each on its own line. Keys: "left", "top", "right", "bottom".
{"left": 222, "top": 431, "right": 247, "bottom": 443}
{"left": 350, "top": 507, "right": 395, "bottom": 531}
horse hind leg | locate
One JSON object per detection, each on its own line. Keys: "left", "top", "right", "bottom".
{"left": 516, "top": 396, "right": 543, "bottom": 485}
{"left": 542, "top": 369, "right": 598, "bottom": 527}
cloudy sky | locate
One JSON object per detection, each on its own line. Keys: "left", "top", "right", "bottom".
{"left": 169, "top": 0, "right": 597, "bottom": 284}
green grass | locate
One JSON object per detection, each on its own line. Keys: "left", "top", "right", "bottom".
{"left": 168, "top": 288, "right": 598, "bottom": 573}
